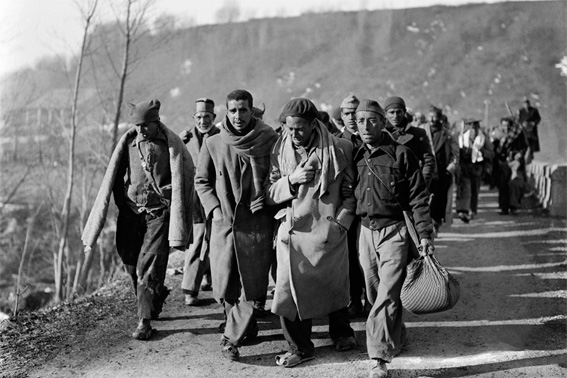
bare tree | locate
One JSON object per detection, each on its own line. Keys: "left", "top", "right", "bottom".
{"left": 215, "top": 0, "right": 241, "bottom": 24}
{"left": 53, "top": 0, "right": 98, "bottom": 303}
{"left": 109, "top": 0, "right": 154, "bottom": 153}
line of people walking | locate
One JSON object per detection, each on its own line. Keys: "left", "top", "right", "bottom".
{"left": 82, "top": 90, "right": 539, "bottom": 378}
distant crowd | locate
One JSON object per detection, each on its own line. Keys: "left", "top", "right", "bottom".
{"left": 81, "top": 90, "right": 541, "bottom": 378}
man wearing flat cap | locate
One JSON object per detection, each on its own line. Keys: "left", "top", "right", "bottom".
{"left": 456, "top": 118, "right": 493, "bottom": 222}
{"left": 354, "top": 99, "right": 434, "bottom": 378}
{"left": 179, "top": 98, "right": 220, "bottom": 306}
{"left": 82, "top": 99, "right": 194, "bottom": 340}
{"left": 266, "top": 98, "right": 357, "bottom": 367}
{"left": 195, "top": 89, "right": 278, "bottom": 361}
{"left": 384, "top": 96, "right": 436, "bottom": 191}
{"left": 423, "top": 105, "right": 459, "bottom": 233}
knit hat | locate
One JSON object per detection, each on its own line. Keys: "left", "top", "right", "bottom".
{"left": 340, "top": 94, "right": 360, "bottom": 110}
{"left": 195, "top": 98, "right": 215, "bottom": 114}
{"left": 383, "top": 96, "right": 406, "bottom": 111}
{"left": 128, "top": 99, "right": 160, "bottom": 124}
{"left": 279, "top": 98, "right": 319, "bottom": 122}
{"left": 356, "top": 99, "right": 384, "bottom": 116}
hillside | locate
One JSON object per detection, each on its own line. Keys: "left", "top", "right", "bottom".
{"left": 2, "top": 1, "right": 566, "bottom": 163}
{"left": 112, "top": 0, "right": 565, "bottom": 163}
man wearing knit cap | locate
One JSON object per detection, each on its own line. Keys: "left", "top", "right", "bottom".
{"left": 383, "top": 96, "right": 436, "bottom": 190}
{"left": 266, "top": 98, "right": 357, "bottom": 368}
{"left": 179, "top": 98, "right": 220, "bottom": 306}
{"left": 338, "top": 93, "right": 366, "bottom": 318}
{"left": 423, "top": 105, "right": 459, "bottom": 233}
{"left": 354, "top": 99, "right": 434, "bottom": 378}
{"left": 195, "top": 89, "right": 278, "bottom": 361}
{"left": 82, "top": 99, "right": 194, "bottom": 340}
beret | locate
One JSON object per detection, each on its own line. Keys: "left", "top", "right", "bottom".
{"left": 128, "top": 99, "right": 160, "bottom": 124}
{"left": 279, "top": 98, "right": 319, "bottom": 122}
{"left": 195, "top": 98, "right": 215, "bottom": 114}
{"left": 340, "top": 94, "right": 360, "bottom": 110}
{"left": 383, "top": 96, "right": 406, "bottom": 111}
{"left": 356, "top": 99, "right": 384, "bottom": 117}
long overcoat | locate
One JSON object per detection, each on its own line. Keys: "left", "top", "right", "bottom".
{"left": 185, "top": 125, "right": 220, "bottom": 224}
{"left": 266, "top": 134, "right": 356, "bottom": 321}
{"left": 195, "top": 121, "right": 277, "bottom": 302}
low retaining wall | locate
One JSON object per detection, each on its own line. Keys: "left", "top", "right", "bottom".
{"left": 526, "top": 160, "right": 567, "bottom": 217}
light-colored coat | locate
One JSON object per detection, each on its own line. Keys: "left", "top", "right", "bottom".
{"left": 195, "top": 121, "right": 277, "bottom": 302}
{"left": 266, "top": 133, "right": 356, "bottom": 320}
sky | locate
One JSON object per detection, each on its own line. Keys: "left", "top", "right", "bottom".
{"left": 0, "top": 0, "right": 533, "bottom": 78}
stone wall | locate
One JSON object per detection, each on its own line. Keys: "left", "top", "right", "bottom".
{"left": 527, "top": 161, "right": 567, "bottom": 217}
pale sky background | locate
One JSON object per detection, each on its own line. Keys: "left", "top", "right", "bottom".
{"left": 0, "top": 0, "right": 535, "bottom": 78}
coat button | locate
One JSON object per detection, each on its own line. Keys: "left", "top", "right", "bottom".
{"left": 367, "top": 188, "right": 370, "bottom": 191}
{"left": 368, "top": 172, "right": 371, "bottom": 175}
{"left": 367, "top": 202, "right": 371, "bottom": 206}
{"left": 326, "top": 216, "right": 333, "bottom": 221}
{"left": 390, "top": 182, "right": 395, "bottom": 186}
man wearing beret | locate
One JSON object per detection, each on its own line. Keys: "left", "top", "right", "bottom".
{"left": 423, "top": 105, "right": 459, "bottom": 233}
{"left": 354, "top": 99, "right": 434, "bottom": 378}
{"left": 195, "top": 89, "right": 278, "bottom": 361}
{"left": 456, "top": 118, "right": 493, "bottom": 222}
{"left": 179, "top": 98, "right": 220, "bottom": 306}
{"left": 82, "top": 99, "right": 194, "bottom": 340}
{"left": 383, "top": 96, "right": 436, "bottom": 191}
{"left": 266, "top": 98, "right": 357, "bottom": 367}
{"left": 338, "top": 93, "right": 366, "bottom": 319}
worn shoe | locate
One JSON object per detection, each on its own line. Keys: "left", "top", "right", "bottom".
{"left": 369, "top": 359, "right": 388, "bottom": 378}
{"left": 333, "top": 336, "right": 357, "bottom": 351}
{"left": 132, "top": 322, "right": 154, "bottom": 340}
{"left": 200, "top": 283, "right": 212, "bottom": 291}
{"left": 253, "top": 302, "right": 271, "bottom": 318}
{"left": 275, "top": 351, "right": 314, "bottom": 368}
{"left": 458, "top": 212, "right": 470, "bottom": 223}
{"left": 221, "top": 339, "right": 239, "bottom": 361}
{"left": 151, "top": 286, "right": 171, "bottom": 320}
{"left": 185, "top": 294, "right": 199, "bottom": 306}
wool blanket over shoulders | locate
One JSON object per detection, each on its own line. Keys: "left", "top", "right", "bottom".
{"left": 81, "top": 123, "right": 194, "bottom": 250}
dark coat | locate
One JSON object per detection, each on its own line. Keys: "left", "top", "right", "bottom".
{"left": 195, "top": 120, "right": 277, "bottom": 302}
{"left": 386, "top": 123, "right": 436, "bottom": 190}
{"left": 518, "top": 106, "right": 541, "bottom": 152}
{"left": 184, "top": 125, "right": 220, "bottom": 224}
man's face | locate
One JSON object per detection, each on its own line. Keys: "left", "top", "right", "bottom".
{"left": 194, "top": 111, "right": 215, "bottom": 133}
{"left": 501, "top": 120, "right": 512, "bottom": 131}
{"left": 285, "top": 116, "right": 315, "bottom": 148}
{"left": 341, "top": 108, "right": 357, "bottom": 133}
{"left": 357, "top": 111, "right": 384, "bottom": 146}
{"left": 227, "top": 99, "right": 253, "bottom": 132}
{"left": 523, "top": 101, "right": 530, "bottom": 110}
{"left": 135, "top": 120, "right": 159, "bottom": 140}
{"left": 428, "top": 112, "right": 439, "bottom": 125}
{"left": 385, "top": 107, "right": 406, "bottom": 128}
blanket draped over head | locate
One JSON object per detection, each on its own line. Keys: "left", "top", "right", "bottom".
{"left": 460, "top": 128, "right": 486, "bottom": 163}
{"left": 220, "top": 116, "right": 278, "bottom": 213}
{"left": 276, "top": 119, "right": 346, "bottom": 198}
{"left": 81, "top": 123, "right": 193, "bottom": 250}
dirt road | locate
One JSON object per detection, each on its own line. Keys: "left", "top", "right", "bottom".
{"left": 5, "top": 186, "right": 567, "bottom": 378}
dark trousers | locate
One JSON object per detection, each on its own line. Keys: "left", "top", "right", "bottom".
{"left": 347, "top": 218, "right": 364, "bottom": 305}
{"left": 430, "top": 169, "right": 453, "bottom": 224}
{"left": 281, "top": 307, "right": 354, "bottom": 357}
{"left": 116, "top": 207, "right": 170, "bottom": 320}
{"left": 497, "top": 161, "right": 524, "bottom": 211}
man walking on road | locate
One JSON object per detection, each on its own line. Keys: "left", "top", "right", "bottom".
{"left": 179, "top": 98, "right": 220, "bottom": 305}
{"left": 195, "top": 89, "right": 278, "bottom": 361}
{"left": 354, "top": 99, "right": 434, "bottom": 378}
{"left": 266, "top": 98, "right": 357, "bottom": 367}
{"left": 82, "top": 99, "right": 194, "bottom": 340}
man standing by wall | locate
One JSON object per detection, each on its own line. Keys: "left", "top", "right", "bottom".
{"left": 354, "top": 99, "right": 434, "bottom": 378}
{"left": 179, "top": 98, "right": 220, "bottom": 305}
{"left": 82, "top": 99, "right": 194, "bottom": 340}
{"left": 266, "top": 98, "right": 357, "bottom": 367}
{"left": 195, "top": 89, "right": 278, "bottom": 361}
{"left": 517, "top": 97, "right": 541, "bottom": 163}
